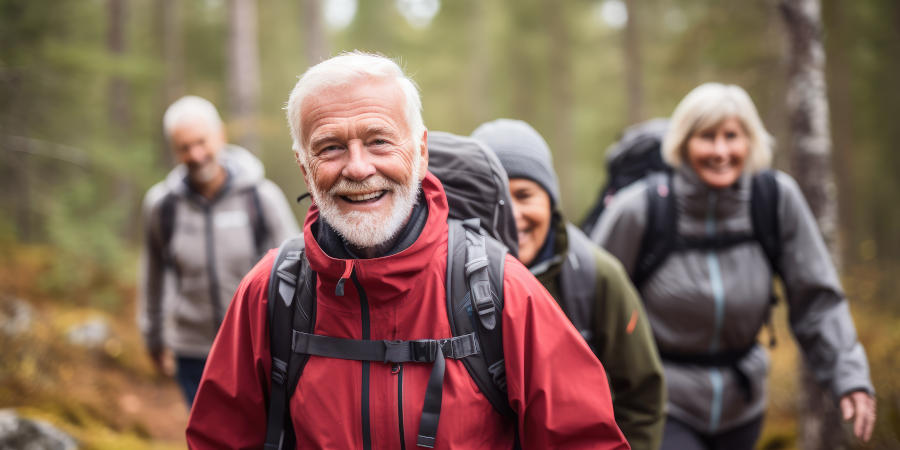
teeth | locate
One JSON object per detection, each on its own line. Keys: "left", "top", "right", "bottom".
{"left": 346, "top": 190, "right": 385, "bottom": 202}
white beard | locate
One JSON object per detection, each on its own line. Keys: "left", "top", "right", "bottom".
{"left": 188, "top": 156, "right": 222, "bottom": 185}
{"left": 307, "top": 154, "right": 421, "bottom": 249}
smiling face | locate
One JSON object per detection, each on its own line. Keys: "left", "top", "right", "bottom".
{"left": 298, "top": 81, "right": 428, "bottom": 249}
{"left": 508, "top": 178, "right": 552, "bottom": 267}
{"left": 170, "top": 117, "right": 225, "bottom": 186}
{"left": 685, "top": 117, "right": 750, "bottom": 190}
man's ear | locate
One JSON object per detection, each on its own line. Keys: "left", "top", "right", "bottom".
{"left": 418, "top": 129, "right": 428, "bottom": 181}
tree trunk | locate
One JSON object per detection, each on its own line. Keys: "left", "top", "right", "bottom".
{"left": 108, "top": 0, "right": 129, "bottom": 130}
{"left": 304, "top": 0, "right": 329, "bottom": 67}
{"left": 544, "top": 0, "right": 575, "bottom": 214}
{"left": 467, "top": 0, "right": 491, "bottom": 126}
{"left": 778, "top": 0, "right": 849, "bottom": 448}
{"left": 623, "top": 0, "right": 643, "bottom": 125}
{"left": 162, "top": 0, "right": 185, "bottom": 104}
{"left": 227, "top": 0, "right": 261, "bottom": 154}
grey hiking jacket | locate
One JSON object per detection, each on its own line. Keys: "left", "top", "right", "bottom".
{"left": 590, "top": 165, "right": 873, "bottom": 434}
{"left": 138, "top": 146, "right": 300, "bottom": 357}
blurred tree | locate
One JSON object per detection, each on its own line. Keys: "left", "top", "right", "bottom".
{"left": 624, "top": 0, "right": 644, "bottom": 125}
{"left": 162, "top": 0, "right": 186, "bottom": 105}
{"left": 778, "top": 0, "right": 849, "bottom": 448}
{"left": 304, "top": 0, "right": 329, "bottom": 66}
{"left": 226, "top": 0, "right": 261, "bottom": 153}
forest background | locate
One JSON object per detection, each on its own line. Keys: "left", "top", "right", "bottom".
{"left": 1, "top": 0, "right": 899, "bottom": 449}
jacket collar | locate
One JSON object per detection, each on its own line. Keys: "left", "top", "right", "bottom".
{"left": 302, "top": 172, "right": 449, "bottom": 304}
{"left": 673, "top": 164, "right": 752, "bottom": 220}
{"left": 528, "top": 210, "right": 569, "bottom": 279}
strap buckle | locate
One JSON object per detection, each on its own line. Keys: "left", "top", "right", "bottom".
{"left": 410, "top": 340, "right": 439, "bottom": 362}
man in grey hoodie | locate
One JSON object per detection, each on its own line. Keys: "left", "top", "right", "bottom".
{"left": 138, "top": 96, "right": 300, "bottom": 407}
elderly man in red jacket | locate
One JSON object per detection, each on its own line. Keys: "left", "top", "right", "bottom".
{"left": 186, "top": 51, "right": 629, "bottom": 450}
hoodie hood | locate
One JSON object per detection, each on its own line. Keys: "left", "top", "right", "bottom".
{"left": 163, "top": 144, "right": 265, "bottom": 196}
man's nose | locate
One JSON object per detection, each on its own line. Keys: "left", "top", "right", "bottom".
{"left": 341, "top": 140, "right": 376, "bottom": 181}
{"left": 188, "top": 144, "right": 208, "bottom": 164}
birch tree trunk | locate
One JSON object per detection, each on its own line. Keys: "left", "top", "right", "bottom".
{"left": 778, "top": 0, "right": 849, "bottom": 448}
{"left": 304, "top": 0, "right": 329, "bottom": 67}
{"left": 623, "top": 0, "right": 643, "bottom": 125}
{"left": 227, "top": 0, "right": 261, "bottom": 154}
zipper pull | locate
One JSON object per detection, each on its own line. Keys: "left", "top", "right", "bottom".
{"left": 392, "top": 363, "right": 401, "bottom": 374}
{"left": 335, "top": 260, "right": 354, "bottom": 296}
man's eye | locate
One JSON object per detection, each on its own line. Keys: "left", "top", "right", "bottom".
{"left": 725, "top": 132, "right": 737, "bottom": 139}
{"left": 370, "top": 139, "right": 389, "bottom": 146}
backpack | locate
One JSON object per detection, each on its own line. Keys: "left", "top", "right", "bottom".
{"left": 263, "top": 132, "right": 518, "bottom": 450}
{"left": 527, "top": 223, "right": 598, "bottom": 350}
{"left": 159, "top": 186, "right": 270, "bottom": 262}
{"left": 581, "top": 118, "right": 669, "bottom": 237}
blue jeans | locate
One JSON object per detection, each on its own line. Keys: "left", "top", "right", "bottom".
{"left": 176, "top": 356, "right": 207, "bottom": 409}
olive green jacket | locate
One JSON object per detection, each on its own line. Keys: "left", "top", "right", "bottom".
{"left": 531, "top": 213, "right": 666, "bottom": 450}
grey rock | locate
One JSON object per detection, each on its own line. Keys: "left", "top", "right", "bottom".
{"left": 66, "top": 319, "right": 109, "bottom": 348}
{"left": 0, "top": 299, "right": 33, "bottom": 337}
{"left": 0, "top": 409, "right": 77, "bottom": 450}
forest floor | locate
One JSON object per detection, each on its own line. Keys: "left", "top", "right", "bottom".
{"left": 1, "top": 243, "right": 898, "bottom": 449}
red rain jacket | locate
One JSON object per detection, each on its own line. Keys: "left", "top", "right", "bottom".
{"left": 187, "top": 173, "right": 629, "bottom": 449}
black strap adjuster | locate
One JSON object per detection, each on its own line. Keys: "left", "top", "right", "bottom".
{"left": 411, "top": 340, "right": 439, "bottom": 362}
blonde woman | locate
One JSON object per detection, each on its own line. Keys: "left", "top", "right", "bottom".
{"left": 590, "top": 83, "right": 875, "bottom": 449}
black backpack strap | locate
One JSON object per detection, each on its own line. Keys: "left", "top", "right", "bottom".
{"left": 247, "top": 186, "right": 270, "bottom": 258}
{"left": 632, "top": 171, "right": 676, "bottom": 287}
{"left": 158, "top": 192, "right": 178, "bottom": 265}
{"left": 750, "top": 170, "right": 781, "bottom": 347}
{"left": 750, "top": 170, "right": 781, "bottom": 272}
{"left": 265, "top": 235, "right": 316, "bottom": 450}
{"left": 445, "top": 219, "right": 516, "bottom": 420}
{"left": 558, "top": 224, "right": 599, "bottom": 349}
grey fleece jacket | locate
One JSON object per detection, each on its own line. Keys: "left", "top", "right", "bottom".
{"left": 590, "top": 165, "right": 873, "bottom": 434}
{"left": 138, "top": 146, "right": 300, "bottom": 357}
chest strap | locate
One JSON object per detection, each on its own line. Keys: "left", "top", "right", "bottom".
{"left": 291, "top": 332, "right": 479, "bottom": 448}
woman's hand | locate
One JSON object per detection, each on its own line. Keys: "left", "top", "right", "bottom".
{"left": 840, "top": 391, "right": 876, "bottom": 442}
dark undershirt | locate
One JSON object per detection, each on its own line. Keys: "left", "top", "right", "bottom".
{"left": 314, "top": 193, "right": 429, "bottom": 260}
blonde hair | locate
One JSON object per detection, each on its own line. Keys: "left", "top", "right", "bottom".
{"left": 662, "top": 83, "right": 773, "bottom": 173}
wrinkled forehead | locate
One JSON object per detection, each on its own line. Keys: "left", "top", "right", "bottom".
{"left": 299, "top": 80, "right": 409, "bottom": 145}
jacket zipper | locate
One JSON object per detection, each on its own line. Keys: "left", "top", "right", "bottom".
{"left": 394, "top": 363, "right": 406, "bottom": 450}
{"left": 350, "top": 270, "right": 372, "bottom": 450}
{"left": 203, "top": 204, "right": 223, "bottom": 330}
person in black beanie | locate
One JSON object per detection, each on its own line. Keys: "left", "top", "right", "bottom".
{"left": 473, "top": 119, "right": 666, "bottom": 450}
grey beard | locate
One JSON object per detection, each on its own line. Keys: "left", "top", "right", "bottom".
{"left": 307, "top": 159, "right": 421, "bottom": 249}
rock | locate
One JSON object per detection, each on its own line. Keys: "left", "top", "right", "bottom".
{"left": 0, "top": 299, "right": 34, "bottom": 337}
{"left": 66, "top": 318, "right": 109, "bottom": 348}
{"left": 0, "top": 409, "right": 77, "bottom": 450}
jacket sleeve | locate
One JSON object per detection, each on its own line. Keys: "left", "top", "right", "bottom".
{"left": 501, "top": 255, "right": 630, "bottom": 450}
{"left": 589, "top": 181, "right": 648, "bottom": 277}
{"left": 775, "top": 172, "right": 874, "bottom": 399}
{"left": 186, "top": 251, "right": 277, "bottom": 450}
{"left": 136, "top": 188, "right": 166, "bottom": 353}
{"left": 257, "top": 179, "right": 301, "bottom": 249}
{"left": 591, "top": 248, "right": 665, "bottom": 450}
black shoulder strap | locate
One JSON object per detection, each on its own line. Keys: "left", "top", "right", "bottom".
{"left": 558, "top": 223, "right": 599, "bottom": 348}
{"left": 632, "top": 171, "right": 676, "bottom": 287}
{"left": 159, "top": 193, "right": 178, "bottom": 263}
{"left": 750, "top": 170, "right": 780, "bottom": 273}
{"left": 248, "top": 186, "right": 270, "bottom": 258}
{"left": 265, "top": 234, "right": 316, "bottom": 450}
{"left": 445, "top": 219, "right": 516, "bottom": 420}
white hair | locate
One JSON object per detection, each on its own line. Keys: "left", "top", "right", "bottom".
{"left": 662, "top": 83, "right": 774, "bottom": 173}
{"left": 285, "top": 51, "right": 425, "bottom": 165}
{"left": 163, "top": 95, "right": 224, "bottom": 139}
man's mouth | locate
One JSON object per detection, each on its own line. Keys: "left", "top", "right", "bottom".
{"left": 518, "top": 228, "right": 532, "bottom": 243}
{"left": 340, "top": 190, "right": 388, "bottom": 204}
